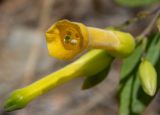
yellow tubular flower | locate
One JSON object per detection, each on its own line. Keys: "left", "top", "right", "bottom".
{"left": 46, "top": 19, "right": 135, "bottom": 60}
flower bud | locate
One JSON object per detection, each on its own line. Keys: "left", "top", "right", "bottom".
{"left": 138, "top": 59, "right": 157, "bottom": 96}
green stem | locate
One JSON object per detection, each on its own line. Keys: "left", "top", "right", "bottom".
{"left": 4, "top": 49, "right": 113, "bottom": 112}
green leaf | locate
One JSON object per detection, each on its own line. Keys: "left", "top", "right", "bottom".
{"left": 119, "top": 73, "right": 135, "bottom": 115}
{"left": 115, "top": 0, "right": 160, "bottom": 7}
{"left": 119, "top": 45, "right": 143, "bottom": 115}
{"left": 120, "top": 44, "right": 143, "bottom": 78}
{"left": 146, "top": 32, "right": 160, "bottom": 65}
{"left": 82, "top": 64, "right": 112, "bottom": 90}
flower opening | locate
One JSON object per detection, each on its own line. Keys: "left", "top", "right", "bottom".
{"left": 46, "top": 20, "right": 88, "bottom": 60}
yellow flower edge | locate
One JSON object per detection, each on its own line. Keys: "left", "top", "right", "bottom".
{"left": 46, "top": 19, "right": 135, "bottom": 60}
{"left": 46, "top": 20, "right": 88, "bottom": 60}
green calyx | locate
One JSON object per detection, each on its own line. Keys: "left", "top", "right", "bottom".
{"left": 4, "top": 89, "right": 29, "bottom": 112}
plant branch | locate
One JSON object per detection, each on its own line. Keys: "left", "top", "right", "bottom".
{"left": 137, "top": 9, "right": 160, "bottom": 42}
{"left": 115, "top": 6, "right": 160, "bottom": 31}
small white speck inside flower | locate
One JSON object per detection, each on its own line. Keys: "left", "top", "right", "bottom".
{"left": 70, "top": 39, "right": 77, "bottom": 45}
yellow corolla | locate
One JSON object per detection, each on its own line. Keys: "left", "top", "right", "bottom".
{"left": 46, "top": 19, "right": 135, "bottom": 60}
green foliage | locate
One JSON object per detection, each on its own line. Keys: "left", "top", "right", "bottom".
{"left": 146, "top": 33, "right": 160, "bottom": 64}
{"left": 119, "top": 33, "right": 160, "bottom": 115}
{"left": 119, "top": 45, "right": 143, "bottom": 115}
{"left": 115, "top": 0, "right": 160, "bottom": 7}
{"left": 120, "top": 45, "right": 143, "bottom": 78}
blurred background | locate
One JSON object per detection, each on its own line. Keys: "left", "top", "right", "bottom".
{"left": 0, "top": 0, "right": 160, "bottom": 115}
